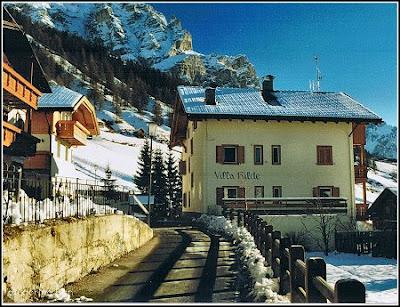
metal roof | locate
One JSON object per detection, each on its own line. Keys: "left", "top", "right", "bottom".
{"left": 177, "top": 86, "right": 382, "bottom": 122}
{"left": 38, "top": 85, "right": 83, "bottom": 109}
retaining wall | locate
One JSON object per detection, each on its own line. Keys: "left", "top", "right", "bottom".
{"left": 2, "top": 215, "right": 153, "bottom": 302}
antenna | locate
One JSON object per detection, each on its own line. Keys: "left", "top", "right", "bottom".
{"left": 313, "top": 55, "right": 322, "bottom": 92}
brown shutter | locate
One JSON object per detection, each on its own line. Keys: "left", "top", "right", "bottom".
{"left": 238, "top": 146, "right": 245, "bottom": 164}
{"left": 179, "top": 161, "right": 187, "bottom": 175}
{"left": 313, "top": 187, "right": 319, "bottom": 197}
{"left": 332, "top": 187, "right": 340, "bottom": 197}
{"left": 216, "top": 187, "right": 224, "bottom": 206}
{"left": 238, "top": 187, "right": 245, "bottom": 198}
{"left": 216, "top": 146, "right": 224, "bottom": 163}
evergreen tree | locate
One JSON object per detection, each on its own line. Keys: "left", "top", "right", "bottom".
{"left": 165, "top": 151, "right": 182, "bottom": 218}
{"left": 153, "top": 101, "right": 163, "bottom": 126}
{"left": 134, "top": 140, "right": 151, "bottom": 193}
{"left": 151, "top": 149, "right": 168, "bottom": 217}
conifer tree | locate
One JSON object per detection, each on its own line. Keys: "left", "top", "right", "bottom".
{"left": 151, "top": 149, "right": 168, "bottom": 217}
{"left": 134, "top": 140, "right": 151, "bottom": 194}
{"left": 165, "top": 151, "right": 182, "bottom": 218}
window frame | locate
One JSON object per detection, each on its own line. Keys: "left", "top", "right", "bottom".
{"left": 318, "top": 186, "right": 333, "bottom": 197}
{"left": 254, "top": 186, "right": 264, "bottom": 198}
{"left": 272, "top": 186, "right": 282, "bottom": 198}
{"left": 254, "top": 145, "right": 263, "bottom": 165}
{"left": 223, "top": 145, "right": 238, "bottom": 164}
{"left": 271, "top": 145, "right": 281, "bottom": 165}
{"left": 317, "top": 145, "right": 333, "bottom": 165}
{"left": 224, "top": 186, "right": 239, "bottom": 199}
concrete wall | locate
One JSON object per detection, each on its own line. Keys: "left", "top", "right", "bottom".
{"left": 3, "top": 215, "right": 153, "bottom": 302}
{"left": 181, "top": 119, "right": 355, "bottom": 216}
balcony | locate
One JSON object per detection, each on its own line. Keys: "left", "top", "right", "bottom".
{"left": 222, "top": 197, "right": 348, "bottom": 215}
{"left": 2, "top": 62, "right": 41, "bottom": 109}
{"left": 354, "top": 164, "right": 367, "bottom": 183}
{"left": 55, "top": 120, "right": 90, "bottom": 146}
{"left": 3, "top": 121, "right": 22, "bottom": 147}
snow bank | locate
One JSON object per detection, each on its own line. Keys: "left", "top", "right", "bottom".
{"left": 3, "top": 189, "right": 119, "bottom": 226}
{"left": 196, "top": 214, "right": 289, "bottom": 303}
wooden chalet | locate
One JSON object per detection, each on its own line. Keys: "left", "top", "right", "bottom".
{"left": 367, "top": 187, "right": 397, "bottom": 230}
{"left": 2, "top": 7, "right": 51, "bottom": 169}
{"left": 23, "top": 85, "right": 100, "bottom": 178}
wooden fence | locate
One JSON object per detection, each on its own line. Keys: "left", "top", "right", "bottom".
{"left": 223, "top": 208, "right": 366, "bottom": 303}
{"left": 335, "top": 230, "right": 397, "bottom": 258}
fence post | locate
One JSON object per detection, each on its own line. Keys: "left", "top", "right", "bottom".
{"left": 265, "top": 225, "right": 273, "bottom": 265}
{"left": 334, "top": 279, "right": 365, "bottom": 303}
{"left": 75, "top": 178, "right": 79, "bottom": 217}
{"left": 279, "top": 237, "right": 290, "bottom": 295}
{"left": 289, "top": 245, "right": 305, "bottom": 303}
{"left": 271, "top": 230, "right": 281, "bottom": 277}
{"left": 305, "top": 257, "right": 327, "bottom": 303}
{"left": 237, "top": 210, "right": 243, "bottom": 227}
{"left": 260, "top": 221, "right": 267, "bottom": 257}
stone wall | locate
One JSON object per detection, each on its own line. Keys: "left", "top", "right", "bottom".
{"left": 2, "top": 215, "right": 153, "bottom": 302}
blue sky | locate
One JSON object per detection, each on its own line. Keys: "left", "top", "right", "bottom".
{"left": 152, "top": 2, "right": 398, "bottom": 126}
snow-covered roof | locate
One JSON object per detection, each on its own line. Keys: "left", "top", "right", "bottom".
{"left": 177, "top": 86, "right": 382, "bottom": 122}
{"left": 387, "top": 187, "right": 397, "bottom": 196}
{"left": 38, "top": 85, "right": 83, "bottom": 109}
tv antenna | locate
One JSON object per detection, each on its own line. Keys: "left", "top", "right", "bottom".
{"left": 309, "top": 55, "right": 322, "bottom": 92}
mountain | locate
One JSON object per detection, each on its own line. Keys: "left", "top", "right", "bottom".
{"left": 366, "top": 123, "right": 397, "bottom": 160}
{"left": 8, "top": 2, "right": 259, "bottom": 87}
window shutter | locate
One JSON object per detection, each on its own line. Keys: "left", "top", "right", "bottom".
{"left": 238, "top": 146, "right": 245, "bottom": 164}
{"left": 313, "top": 187, "right": 319, "bottom": 197}
{"left": 332, "top": 187, "right": 340, "bottom": 197}
{"left": 216, "top": 146, "right": 223, "bottom": 163}
{"left": 238, "top": 187, "right": 245, "bottom": 198}
{"left": 216, "top": 187, "right": 224, "bottom": 206}
{"left": 179, "top": 161, "right": 187, "bottom": 175}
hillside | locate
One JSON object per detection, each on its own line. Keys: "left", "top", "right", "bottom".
{"left": 366, "top": 123, "right": 397, "bottom": 160}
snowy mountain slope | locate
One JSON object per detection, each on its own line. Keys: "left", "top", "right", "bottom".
{"left": 366, "top": 123, "right": 397, "bottom": 160}
{"left": 9, "top": 2, "right": 259, "bottom": 87}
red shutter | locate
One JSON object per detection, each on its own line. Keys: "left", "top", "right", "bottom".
{"left": 216, "top": 187, "right": 224, "bottom": 206}
{"left": 238, "top": 187, "right": 245, "bottom": 198}
{"left": 238, "top": 146, "right": 245, "bottom": 164}
{"left": 332, "top": 187, "right": 340, "bottom": 197}
{"left": 313, "top": 187, "right": 319, "bottom": 197}
{"left": 216, "top": 146, "right": 224, "bottom": 163}
{"left": 179, "top": 161, "right": 187, "bottom": 175}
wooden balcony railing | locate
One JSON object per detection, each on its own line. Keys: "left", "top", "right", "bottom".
{"left": 2, "top": 62, "right": 41, "bottom": 109}
{"left": 55, "top": 120, "right": 90, "bottom": 146}
{"left": 3, "top": 121, "right": 22, "bottom": 147}
{"left": 354, "top": 164, "right": 367, "bottom": 183}
{"left": 222, "top": 197, "right": 348, "bottom": 215}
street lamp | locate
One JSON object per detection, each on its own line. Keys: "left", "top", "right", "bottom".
{"left": 147, "top": 121, "right": 158, "bottom": 226}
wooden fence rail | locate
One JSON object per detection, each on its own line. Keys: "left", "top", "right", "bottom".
{"left": 223, "top": 208, "right": 366, "bottom": 303}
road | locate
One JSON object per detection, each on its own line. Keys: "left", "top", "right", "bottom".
{"left": 65, "top": 226, "right": 245, "bottom": 303}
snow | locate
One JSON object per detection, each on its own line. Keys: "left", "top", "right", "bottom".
{"left": 307, "top": 251, "right": 398, "bottom": 304}
{"left": 43, "top": 288, "right": 93, "bottom": 303}
{"left": 196, "top": 215, "right": 290, "bottom": 303}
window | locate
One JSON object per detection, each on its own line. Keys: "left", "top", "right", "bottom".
{"left": 216, "top": 145, "right": 245, "bottom": 164}
{"left": 254, "top": 145, "right": 263, "bottom": 165}
{"left": 191, "top": 172, "right": 194, "bottom": 188}
{"left": 183, "top": 193, "right": 187, "bottom": 208}
{"left": 317, "top": 146, "right": 333, "bottom": 165}
{"left": 188, "top": 193, "right": 190, "bottom": 208}
{"left": 319, "top": 186, "right": 332, "bottom": 197}
{"left": 272, "top": 186, "right": 282, "bottom": 198}
{"left": 225, "top": 187, "right": 238, "bottom": 199}
{"left": 255, "top": 186, "right": 264, "bottom": 198}
{"left": 272, "top": 145, "right": 281, "bottom": 165}
{"left": 190, "top": 138, "right": 194, "bottom": 155}
{"left": 224, "top": 146, "right": 237, "bottom": 163}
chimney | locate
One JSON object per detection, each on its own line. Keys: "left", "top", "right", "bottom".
{"left": 205, "top": 82, "right": 217, "bottom": 105}
{"left": 262, "top": 75, "right": 274, "bottom": 92}
{"left": 262, "top": 75, "right": 279, "bottom": 105}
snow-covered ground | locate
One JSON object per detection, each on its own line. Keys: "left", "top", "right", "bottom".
{"left": 355, "top": 160, "right": 397, "bottom": 205}
{"left": 307, "top": 251, "right": 398, "bottom": 304}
